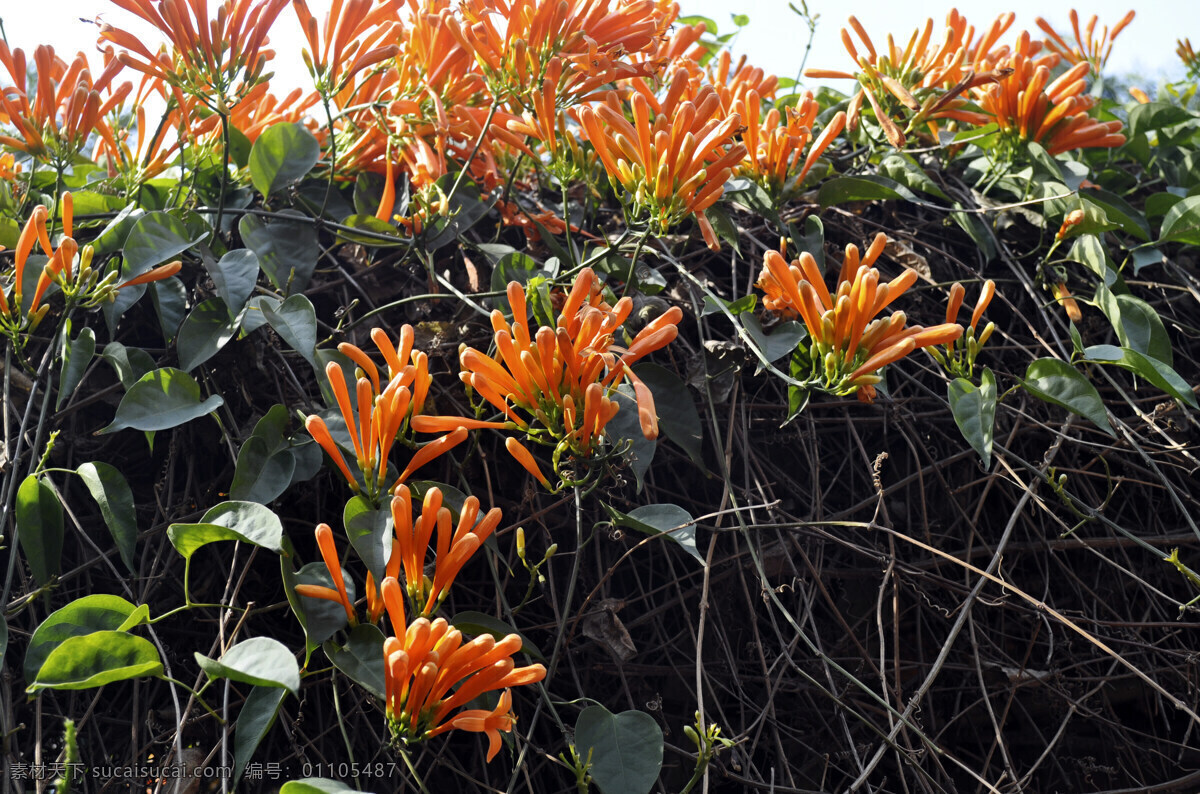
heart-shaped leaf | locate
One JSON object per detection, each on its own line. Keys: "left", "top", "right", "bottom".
{"left": 574, "top": 705, "right": 663, "bottom": 794}
{"left": 99, "top": 368, "right": 224, "bottom": 434}
{"left": 28, "top": 631, "right": 163, "bottom": 693}
{"left": 195, "top": 637, "right": 300, "bottom": 695}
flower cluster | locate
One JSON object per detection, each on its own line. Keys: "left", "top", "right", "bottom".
{"left": 1, "top": 194, "right": 180, "bottom": 343}
{"left": 1035, "top": 10, "right": 1136, "bottom": 71}
{"left": 930, "top": 280, "right": 997, "bottom": 379}
{"left": 415, "top": 268, "right": 681, "bottom": 489}
{"left": 305, "top": 325, "right": 466, "bottom": 502}
{"left": 757, "top": 233, "right": 963, "bottom": 402}
{"left": 804, "top": 9, "right": 1129, "bottom": 155}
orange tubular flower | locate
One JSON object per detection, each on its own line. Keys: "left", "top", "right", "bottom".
{"left": 733, "top": 88, "right": 846, "bottom": 197}
{"left": 100, "top": 0, "right": 290, "bottom": 111}
{"left": 416, "top": 268, "right": 681, "bottom": 489}
{"left": 1180, "top": 39, "right": 1200, "bottom": 80}
{"left": 390, "top": 484, "right": 503, "bottom": 615}
{"left": 939, "top": 279, "right": 997, "bottom": 378}
{"left": 974, "top": 32, "right": 1125, "bottom": 156}
{"left": 294, "top": 523, "right": 359, "bottom": 625}
{"left": 577, "top": 71, "right": 746, "bottom": 250}
{"left": 757, "top": 233, "right": 963, "bottom": 402}
{"left": 305, "top": 325, "right": 467, "bottom": 500}
{"left": 292, "top": 0, "right": 403, "bottom": 93}
{"left": 1036, "top": 10, "right": 1135, "bottom": 72}
{"left": 381, "top": 585, "right": 545, "bottom": 756}
{"left": 803, "top": 11, "right": 1015, "bottom": 147}
{"left": 0, "top": 43, "right": 129, "bottom": 163}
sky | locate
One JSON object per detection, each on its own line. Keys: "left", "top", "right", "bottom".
{"left": 0, "top": 0, "right": 1192, "bottom": 95}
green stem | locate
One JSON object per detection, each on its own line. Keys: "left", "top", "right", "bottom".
{"left": 161, "top": 677, "right": 225, "bottom": 724}
{"left": 215, "top": 111, "right": 231, "bottom": 235}
{"left": 319, "top": 96, "right": 339, "bottom": 220}
{"left": 620, "top": 226, "right": 653, "bottom": 298}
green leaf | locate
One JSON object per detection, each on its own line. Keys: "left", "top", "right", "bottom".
{"left": 16, "top": 475, "right": 64, "bottom": 587}
{"left": 177, "top": 298, "right": 238, "bottom": 371}
{"left": 289, "top": 561, "right": 356, "bottom": 649}
{"left": 122, "top": 211, "right": 207, "bottom": 276}
{"left": 574, "top": 706, "right": 664, "bottom": 794}
{"left": 1080, "top": 187, "right": 1150, "bottom": 241}
{"left": 606, "top": 503, "right": 703, "bottom": 566}
{"left": 196, "top": 637, "right": 299, "bottom": 695}
{"left": 99, "top": 368, "right": 224, "bottom": 434}
{"left": 1158, "top": 195, "right": 1200, "bottom": 245}
{"left": 167, "top": 501, "right": 285, "bottom": 560}
{"left": 239, "top": 212, "right": 319, "bottom": 293}
{"left": 878, "top": 153, "right": 949, "bottom": 200}
{"left": 344, "top": 495, "right": 393, "bottom": 586}
{"left": 450, "top": 611, "right": 544, "bottom": 661}
{"left": 325, "top": 624, "right": 386, "bottom": 701}
{"left": 1022, "top": 358, "right": 1114, "bottom": 436}
{"left": 634, "top": 363, "right": 704, "bottom": 467}
{"left": 150, "top": 276, "right": 188, "bottom": 344}
{"left": 205, "top": 248, "right": 260, "bottom": 316}
{"left": 57, "top": 326, "right": 95, "bottom": 409}
{"left": 249, "top": 122, "right": 321, "bottom": 196}
{"left": 1094, "top": 283, "right": 1173, "bottom": 364}
{"left": 701, "top": 294, "right": 756, "bottom": 317}
{"left": 1127, "top": 101, "right": 1194, "bottom": 138}
{"left": 1083, "top": 344, "right": 1198, "bottom": 408}
{"left": 230, "top": 407, "right": 312, "bottom": 504}
{"left": 261, "top": 294, "right": 317, "bottom": 366}
{"left": 741, "top": 314, "right": 806, "bottom": 365}
{"left": 818, "top": 175, "right": 923, "bottom": 208}
{"left": 29, "top": 631, "right": 162, "bottom": 692}
{"left": 232, "top": 685, "right": 286, "bottom": 786}
{"left": 76, "top": 462, "right": 138, "bottom": 573}
{"left": 948, "top": 369, "right": 997, "bottom": 468}
{"left": 1068, "top": 235, "right": 1117, "bottom": 286}
{"left": 335, "top": 214, "right": 406, "bottom": 247}
{"left": 91, "top": 204, "right": 145, "bottom": 257}
{"left": 102, "top": 342, "right": 157, "bottom": 390}
{"left": 280, "top": 780, "right": 362, "bottom": 794}
{"left": 607, "top": 385, "right": 656, "bottom": 492}
{"left": 24, "top": 595, "right": 148, "bottom": 683}
{"left": 240, "top": 295, "right": 281, "bottom": 335}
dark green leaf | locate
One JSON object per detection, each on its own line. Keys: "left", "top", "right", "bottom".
{"left": 230, "top": 438, "right": 296, "bottom": 505}
{"left": 150, "top": 276, "right": 188, "bottom": 344}
{"left": 57, "top": 326, "right": 95, "bottom": 409}
{"left": 634, "top": 363, "right": 703, "bottom": 467}
{"left": 289, "top": 561, "right": 357, "bottom": 648}
{"left": 123, "top": 211, "right": 206, "bottom": 275}
{"left": 195, "top": 637, "right": 299, "bottom": 695}
{"left": 818, "top": 175, "right": 923, "bottom": 208}
{"left": 606, "top": 503, "right": 703, "bottom": 565}
{"left": 1022, "top": 358, "right": 1114, "bottom": 436}
{"left": 701, "top": 294, "right": 756, "bottom": 317}
{"left": 28, "top": 631, "right": 162, "bottom": 692}
{"left": 335, "top": 215, "right": 406, "bottom": 247}
{"left": 91, "top": 205, "right": 145, "bottom": 257}
{"left": 741, "top": 314, "right": 806, "bottom": 365}
{"left": 177, "top": 298, "right": 238, "bottom": 371}
{"left": 232, "top": 685, "right": 286, "bottom": 786}
{"left": 344, "top": 495, "right": 393, "bottom": 586}
{"left": 1080, "top": 187, "right": 1150, "bottom": 241}
{"left": 574, "top": 705, "right": 664, "bottom": 794}
{"left": 239, "top": 212, "right": 319, "bottom": 293}
{"left": 205, "top": 248, "right": 260, "bottom": 316}
{"left": 1094, "top": 284, "right": 1173, "bottom": 364}
{"left": 249, "top": 122, "right": 321, "bottom": 196}
{"left": 99, "top": 368, "right": 224, "bottom": 434}
{"left": 878, "top": 153, "right": 949, "bottom": 200}
{"left": 1083, "top": 344, "right": 1198, "bottom": 408}
{"left": 167, "top": 501, "right": 285, "bottom": 559}
{"left": 76, "top": 462, "right": 138, "bottom": 573}
{"left": 101, "top": 342, "right": 157, "bottom": 390}
{"left": 450, "top": 611, "right": 544, "bottom": 661}
{"left": 325, "top": 624, "right": 386, "bottom": 701}
{"left": 16, "top": 475, "right": 64, "bottom": 587}
{"left": 261, "top": 294, "right": 318, "bottom": 366}
{"left": 607, "top": 385, "right": 656, "bottom": 492}
{"left": 1068, "top": 235, "right": 1117, "bottom": 286}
